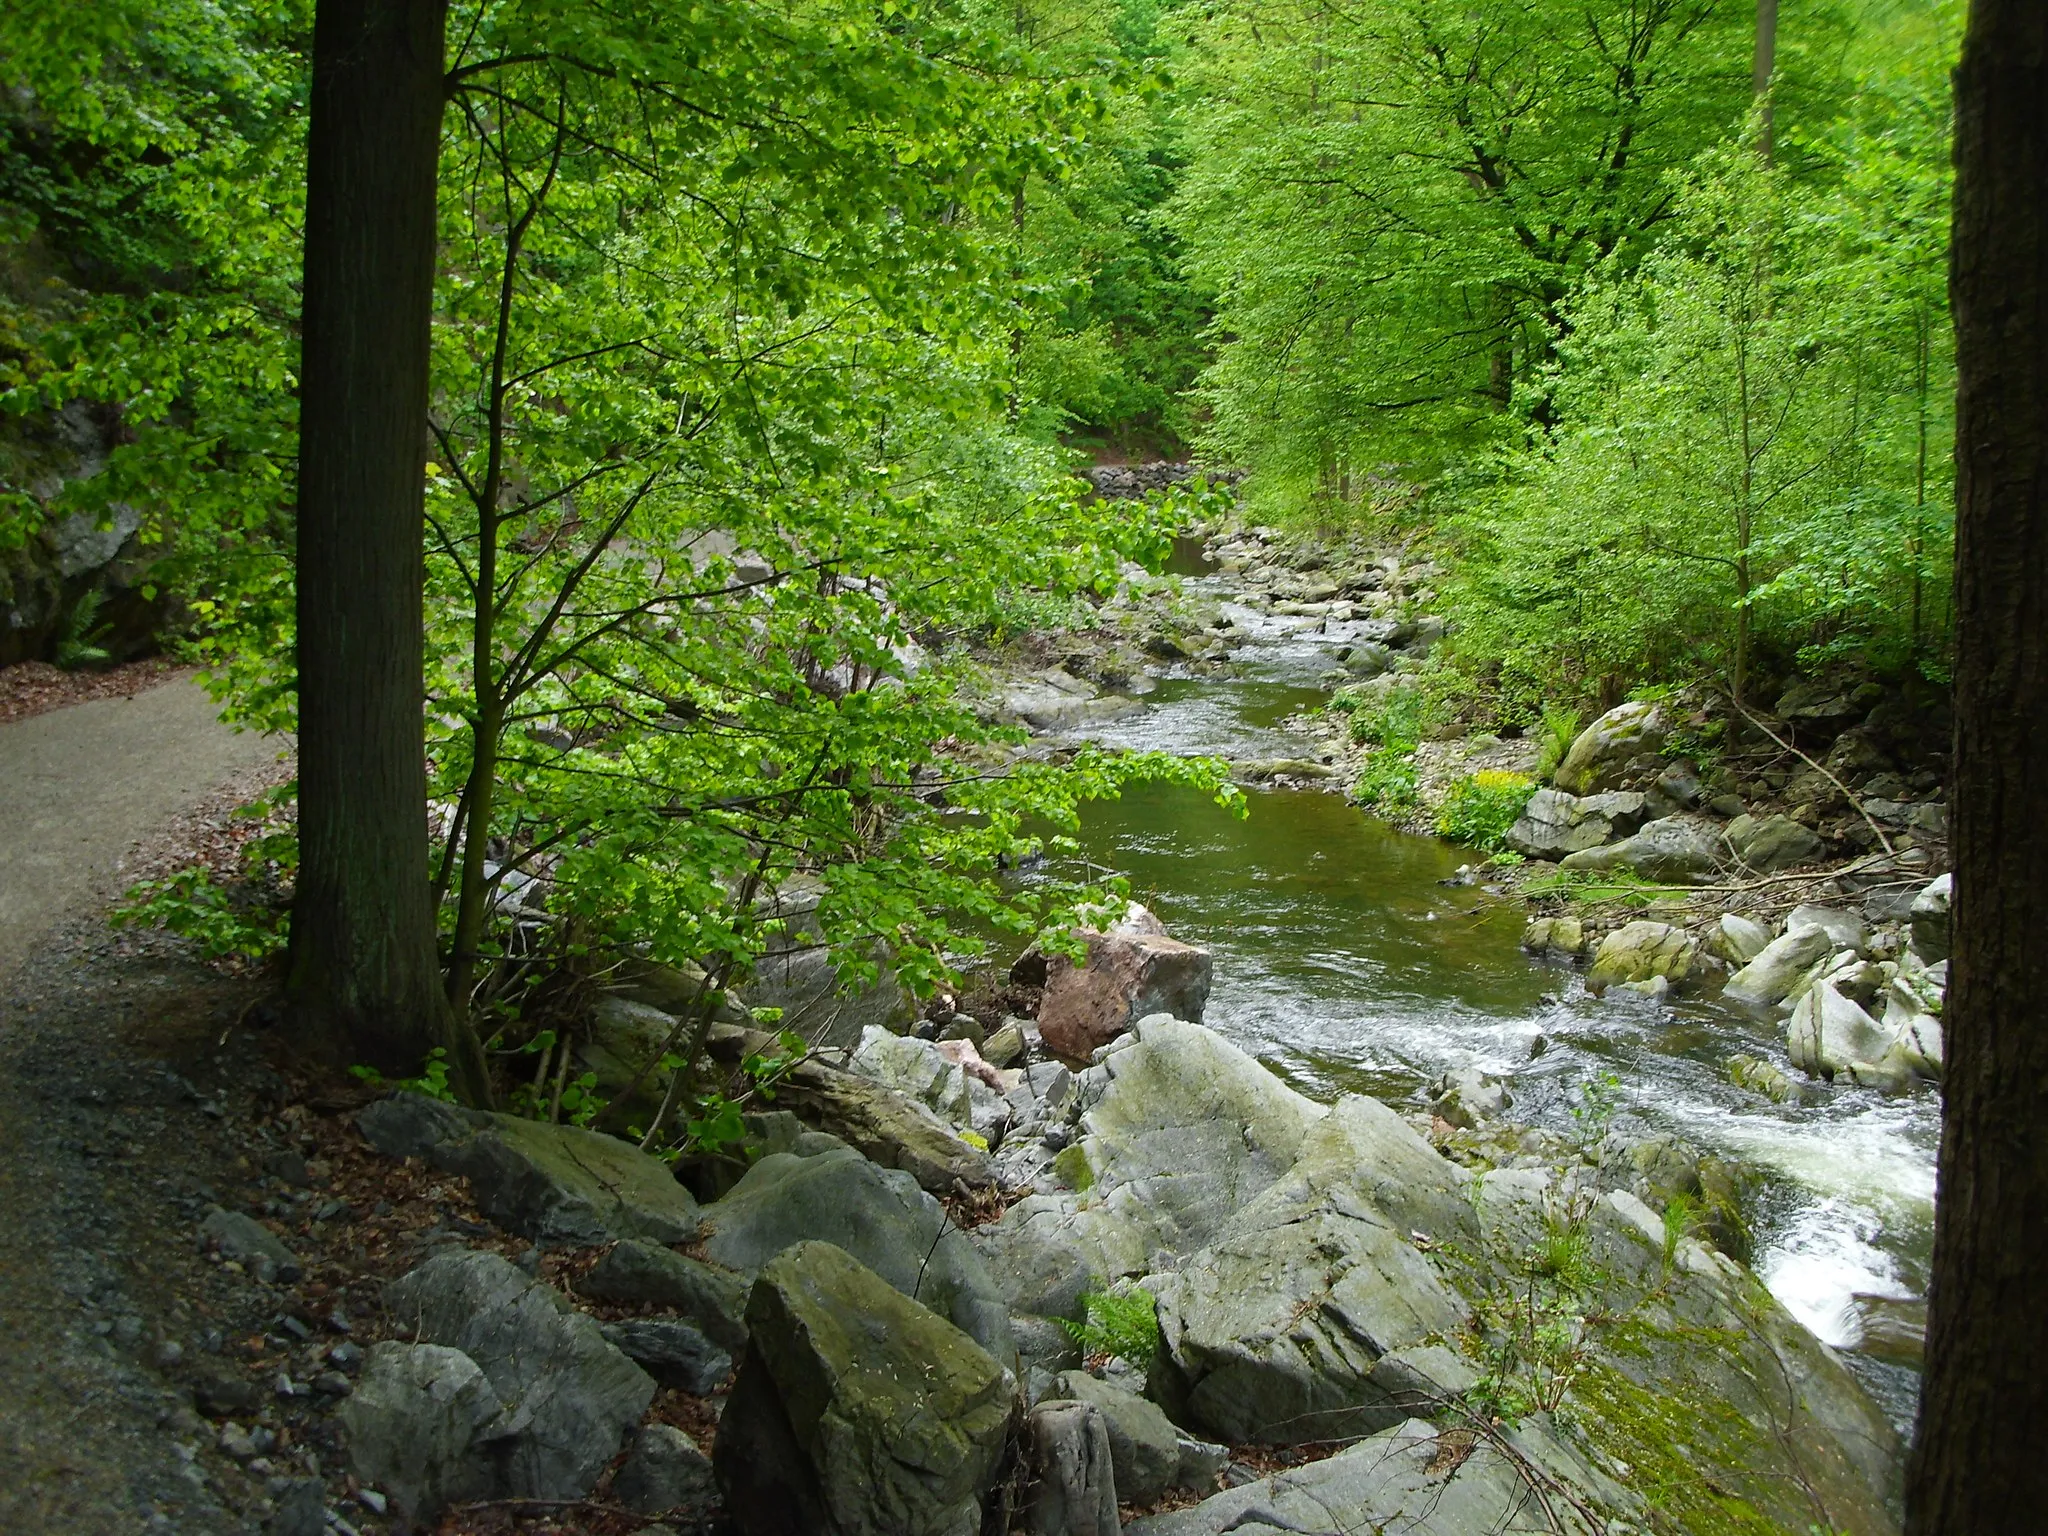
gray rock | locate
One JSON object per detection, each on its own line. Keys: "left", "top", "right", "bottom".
{"left": 1427, "top": 1065, "right": 1512, "bottom": 1128}
{"left": 1504, "top": 787, "right": 1647, "bottom": 859}
{"left": 1726, "top": 812, "right": 1824, "bottom": 873}
{"left": 580, "top": 995, "right": 688, "bottom": 1114}
{"left": 1124, "top": 1419, "right": 1557, "bottom": 1536}
{"left": 1910, "top": 872, "right": 1952, "bottom": 963}
{"left": 599, "top": 1319, "right": 733, "bottom": 1394}
{"left": 581, "top": 1239, "right": 749, "bottom": 1352}
{"left": 1786, "top": 904, "right": 1870, "bottom": 955}
{"left": 847, "top": 1026, "right": 1010, "bottom": 1147}
{"left": 266, "top": 1478, "right": 326, "bottom": 1536}
{"left": 714, "top": 1241, "right": 1012, "bottom": 1536}
{"left": 1788, "top": 983, "right": 1895, "bottom": 1083}
{"left": 1559, "top": 815, "right": 1720, "bottom": 883}
{"left": 613, "top": 1425, "right": 715, "bottom": 1516}
{"left": 983, "top": 1021, "right": 1026, "bottom": 1068}
{"left": 200, "top": 1209, "right": 301, "bottom": 1283}
{"left": 699, "top": 1144, "right": 1014, "bottom": 1366}
{"left": 1727, "top": 1054, "right": 1807, "bottom": 1105}
{"left": 338, "top": 1342, "right": 503, "bottom": 1518}
{"left": 1055, "top": 1370, "right": 1181, "bottom": 1503}
{"left": 1708, "top": 913, "right": 1772, "bottom": 965}
{"left": 1025, "top": 1401, "right": 1121, "bottom": 1536}
{"left": 1553, "top": 701, "right": 1666, "bottom": 795}
{"left": 1776, "top": 679, "right": 1862, "bottom": 730}
{"left": 1364, "top": 1343, "right": 1480, "bottom": 1414}
{"left": 386, "top": 1249, "right": 655, "bottom": 1499}
{"left": 1519, "top": 914, "right": 1585, "bottom": 957}
{"left": 1723, "top": 923, "right": 1836, "bottom": 1009}
{"left": 357, "top": 1092, "right": 700, "bottom": 1247}
{"left": 1584, "top": 920, "right": 1700, "bottom": 992}
{"left": 973, "top": 1219, "right": 1095, "bottom": 1324}
{"left": 745, "top": 880, "right": 916, "bottom": 1051}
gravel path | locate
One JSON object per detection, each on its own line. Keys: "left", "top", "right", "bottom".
{"left": 0, "top": 678, "right": 285, "bottom": 982}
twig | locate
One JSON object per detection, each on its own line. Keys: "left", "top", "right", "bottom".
{"left": 1727, "top": 701, "right": 1895, "bottom": 856}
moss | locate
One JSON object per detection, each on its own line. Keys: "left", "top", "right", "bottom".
{"left": 1051, "top": 1142, "right": 1094, "bottom": 1192}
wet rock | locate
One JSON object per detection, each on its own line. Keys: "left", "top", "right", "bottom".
{"left": 1726, "top": 812, "right": 1824, "bottom": 873}
{"left": 1039, "top": 924, "right": 1214, "bottom": 1062}
{"left": 1559, "top": 815, "right": 1721, "bottom": 884}
{"left": 1553, "top": 701, "right": 1666, "bottom": 795}
{"left": 1852, "top": 1294, "right": 1926, "bottom": 1367}
{"left": 613, "top": 1425, "right": 716, "bottom": 1516}
{"left": 1427, "top": 1066, "right": 1512, "bottom": 1129}
{"left": 1584, "top": 921, "right": 1700, "bottom": 993}
{"left": 199, "top": 1209, "right": 301, "bottom": 1283}
{"left": 581, "top": 1239, "right": 749, "bottom": 1352}
{"left": 1723, "top": 924, "right": 1836, "bottom": 1009}
{"left": 1787, "top": 982, "right": 1895, "bottom": 1084}
{"left": 1520, "top": 914, "right": 1585, "bottom": 958}
{"left": 714, "top": 1241, "right": 1012, "bottom": 1536}
{"left": 1504, "top": 787, "right": 1647, "bottom": 859}
{"left": 357, "top": 1092, "right": 700, "bottom": 1247}
{"left": 698, "top": 1144, "right": 1014, "bottom": 1366}
{"left": 338, "top": 1342, "right": 503, "bottom": 1518}
{"left": 599, "top": 1319, "right": 732, "bottom": 1394}
{"left": 1054, "top": 1370, "right": 1182, "bottom": 1504}
{"left": 1024, "top": 1400, "right": 1120, "bottom": 1536}
{"left": 1727, "top": 1054, "right": 1807, "bottom": 1105}
{"left": 385, "top": 1249, "right": 655, "bottom": 1499}
{"left": 1909, "top": 873, "right": 1952, "bottom": 963}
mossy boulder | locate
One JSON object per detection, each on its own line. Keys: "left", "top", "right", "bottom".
{"left": 714, "top": 1241, "right": 1014, "bottom": 1536}
{"left": 1585, "top": 920, "right": 1701, "bottom": 992}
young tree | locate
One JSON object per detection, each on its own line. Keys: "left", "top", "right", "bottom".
{"left": 289, "top": 0, "right": 477, "bottom": 1092}
{"left": 1906, "top": 0, "right": 2048, "bottom": 1526}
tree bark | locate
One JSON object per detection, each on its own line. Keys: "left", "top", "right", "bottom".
{"left": 1753, "top": 0, "right": 1779, "bottom": 160}
{"left": 289, "top": 0, "right": 459, "bottom": 1078}
{"left": 1906, "top": 3, "right": 2048, "bottom": 1528}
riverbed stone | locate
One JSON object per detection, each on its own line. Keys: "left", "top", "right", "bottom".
{"left": 714, "top": 1241, "right": 1012, "bottom": 1536}
{"left": 1559, "top": 815, "right": 1721, "bottom": 883}
{"left": 1726, "top": 812, "right": 1825, "bottom": 872}
{"left": 385, "top": 1249, "right": 656, "bottom": 1499}
{"left": 1708, "top": 913, "right": 1772, "bottom": 965}
{"left": 1584, "top": 920, "right": 1700, "bottom": 992}
{"left": 1504, "top": 788, "right": 1648, "bottom": 859}
{"left": 1039, "top": 927, "right": 1214, "bottom": 1061}
{"left": 1909, "top": 872, "right": 1952, "bottom": 963}
{"left": 1427, "top": 1065, "right": 1512, "bottom": 1128}
{"left": 1553, "top": 701, "right": 1666, "bottom": 795}
{"left": 1787, "top": 981, "right": 1896, "bottom": 1084}
{"left": 699, "top": 1144, "right": 1014, "bottom": 1366}
{"left": 1520, "top": 914, "right": 1585, "bottom": 958}
{"left": 1723, "top": 923, "right": 1837, "bottom": 1009}
{"left": 1786, "top": 904, "right": 1870, "bottom": 955}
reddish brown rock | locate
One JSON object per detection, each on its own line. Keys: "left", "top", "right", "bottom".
{"left": 1037, "top": 928, "right": 1213, "bottom": 1061}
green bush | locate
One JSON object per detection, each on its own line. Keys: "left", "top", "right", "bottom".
{"left": 1353, "top": 750, "right": 1419, "bottom": 812}
{"left": 1532, "top": 706, "right": 1583, "bottom": 783}
{"left": 1434, "top": 770, "right": 1535, "bottom": 851}
{"left": 1061, "top": 1288, "right": 1160, "bottom": 1368}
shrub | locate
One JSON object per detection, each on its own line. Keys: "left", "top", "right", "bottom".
{"left": 1061, "top": 1288, "right": 1160, "bottom": 1367}
{"left": 1435, "top": 770, "right": 1535, "bottom": 851}
{"left": 1353, "top": 750, "right": 1419, "bottom": 812}
{"left": 1532, "top": 706, "right": 1583, "bottom": 783}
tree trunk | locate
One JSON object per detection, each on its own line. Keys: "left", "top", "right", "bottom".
{"left": 1753, "top": 0, "right": 1779, "bottom": 160}
{"left": 1906, "top": 3, "right": 2048, "bottom": 1528}
{"left": 289, "top": 0, "right": 459, "bottom": 1080}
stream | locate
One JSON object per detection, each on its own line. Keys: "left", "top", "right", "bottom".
{"left": 1053, "top": 555, "right": 1935, "bottom": 1431}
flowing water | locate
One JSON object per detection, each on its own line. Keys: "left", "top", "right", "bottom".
{"left": 1054, "top": 561, "right": 1935, "bottom": 1429}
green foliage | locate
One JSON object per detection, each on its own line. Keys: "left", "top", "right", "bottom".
{"left": 1567, "top": 1072, "right": 1625, "bottom": 1149}
{"left": 1351, "top": 750, "right": 1419, "bottom": 814}
{"left": 350, "top": 1048, "right": 458, "bottom": 1104}
{"left": 1061, "top": 1288, "right": 1160, "bottom": 1367}
{"left": 1434, "top": 771, "right": 1534, "bottom": 852}
{"left": 112, "top": 807, "right": 296, "bottom": 967}
{"left": 1470, "top": 1188, "right": 1608, "bottom": 1424}
{"left": 1532, "top": 707, "right": 1583, "bottom": 784}
{"left": 54, "top": 590, "right": 112, "bottom": 668}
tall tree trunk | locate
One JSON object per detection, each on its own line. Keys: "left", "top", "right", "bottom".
{"left": 1754, "top": 0, "right": 1779, "bottom": 160}
{"left": 289, "top": 0, "right": 462, "bottom": 1082}
{"left": 1906, "top": 2, "right": 2048, "bottom": 1527}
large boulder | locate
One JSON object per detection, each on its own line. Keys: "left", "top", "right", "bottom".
{"left": 356, "top": 1093, "right": 700, "bottom": 1247}
{"left": 1786, "top": 904, "right": 1870, "bottom": 955}
{"left": 580, "top": 1238, "right": 749, "bottom": 1352}
{"left": 1504, "top": 788, "right": 1649, "bottom": 860}
{"left": 1053, "top": 1370, "right": 1183, "bottom": 1505}
{"left": 598, "top": 1319, "right": 732, "bottom": 1394}
{"left": 1558, "top": 815, "right": 1720, "bottom": 883}
{"left": 1910, "top": 872, "right": 1952, "bottom": 963}
{"left": 1151, "top": 1099, "right": 1472, "bottom": 1446}
{"left": 338, "top": 1342, "right": 504, "bottom": 1519}
{"left": 1726, "top": 813, "right": 1824, "bottom": 872}
{"left": 1552, "top": 701, "right": 1666, "bottom": 795}
{"left": 1706, "top": 912, "right": 1771, "bottom": 965}
{"left": 384, "top": 1249, "right": 655, "bottom": 1499}
{"left": 1790, "top": 981, "right": 1928, "bottom": 1092}
{"left": 1584, "top": 920, "right": 1701, "bottom": 992}
{"left": 698, "top": 1144, "right": 1014, "bottom": 1366}
{"left": 1722, "top": 923, "right": 1836, "bottom": 1010}
{"left": 1039, "top": 925, "right": 1214, "bottom": 1062}
{"left": 714, "top": 1242, "right": 1013, "bottom": 1536}
{"left": 847, "top": 1026, "right": 1011, "bottom": 1147}
{"left": 1023, "top": 1401, "right": 1120, "bottom": 1536}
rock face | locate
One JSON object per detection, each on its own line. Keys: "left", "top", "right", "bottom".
{"left": 1727, "top": 812, "right": 1825, "bottom": 872}
{"left": 1584, "top": 920, "right": 1700, "bottom": 992}
{"left": 1024, "top": 1400, "right": 1121, "bottom": 1536}
{"left": 714, "top": 1242, "right": 1013, "bottom": 1536}
{"left": 1504, "top": 787, "right": 1649, "bottom": 860}
{"left": 1553, "top": 701, "right": 1666, "bottom": 795}
{"left": 384, "top": 1248, "right": 655, "bottom": 1499}
{"left": 339, "top": 1342, "right": 504, "bottom": 1518}
{"left": 1723, "top": 923, "right": 1835, "bottom": 1010}
{"left": 698, "top": 1144, "right": 1014, "bottom": 1365}
{"left": 1558, "top": 815, "right": 1720, "bottom": 883}
{"left": 356, "top": 1092, "right": 700, "bottom": 1247}
{"left": 1039, "top": 923, "right": 1214, "bottom": 1061}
